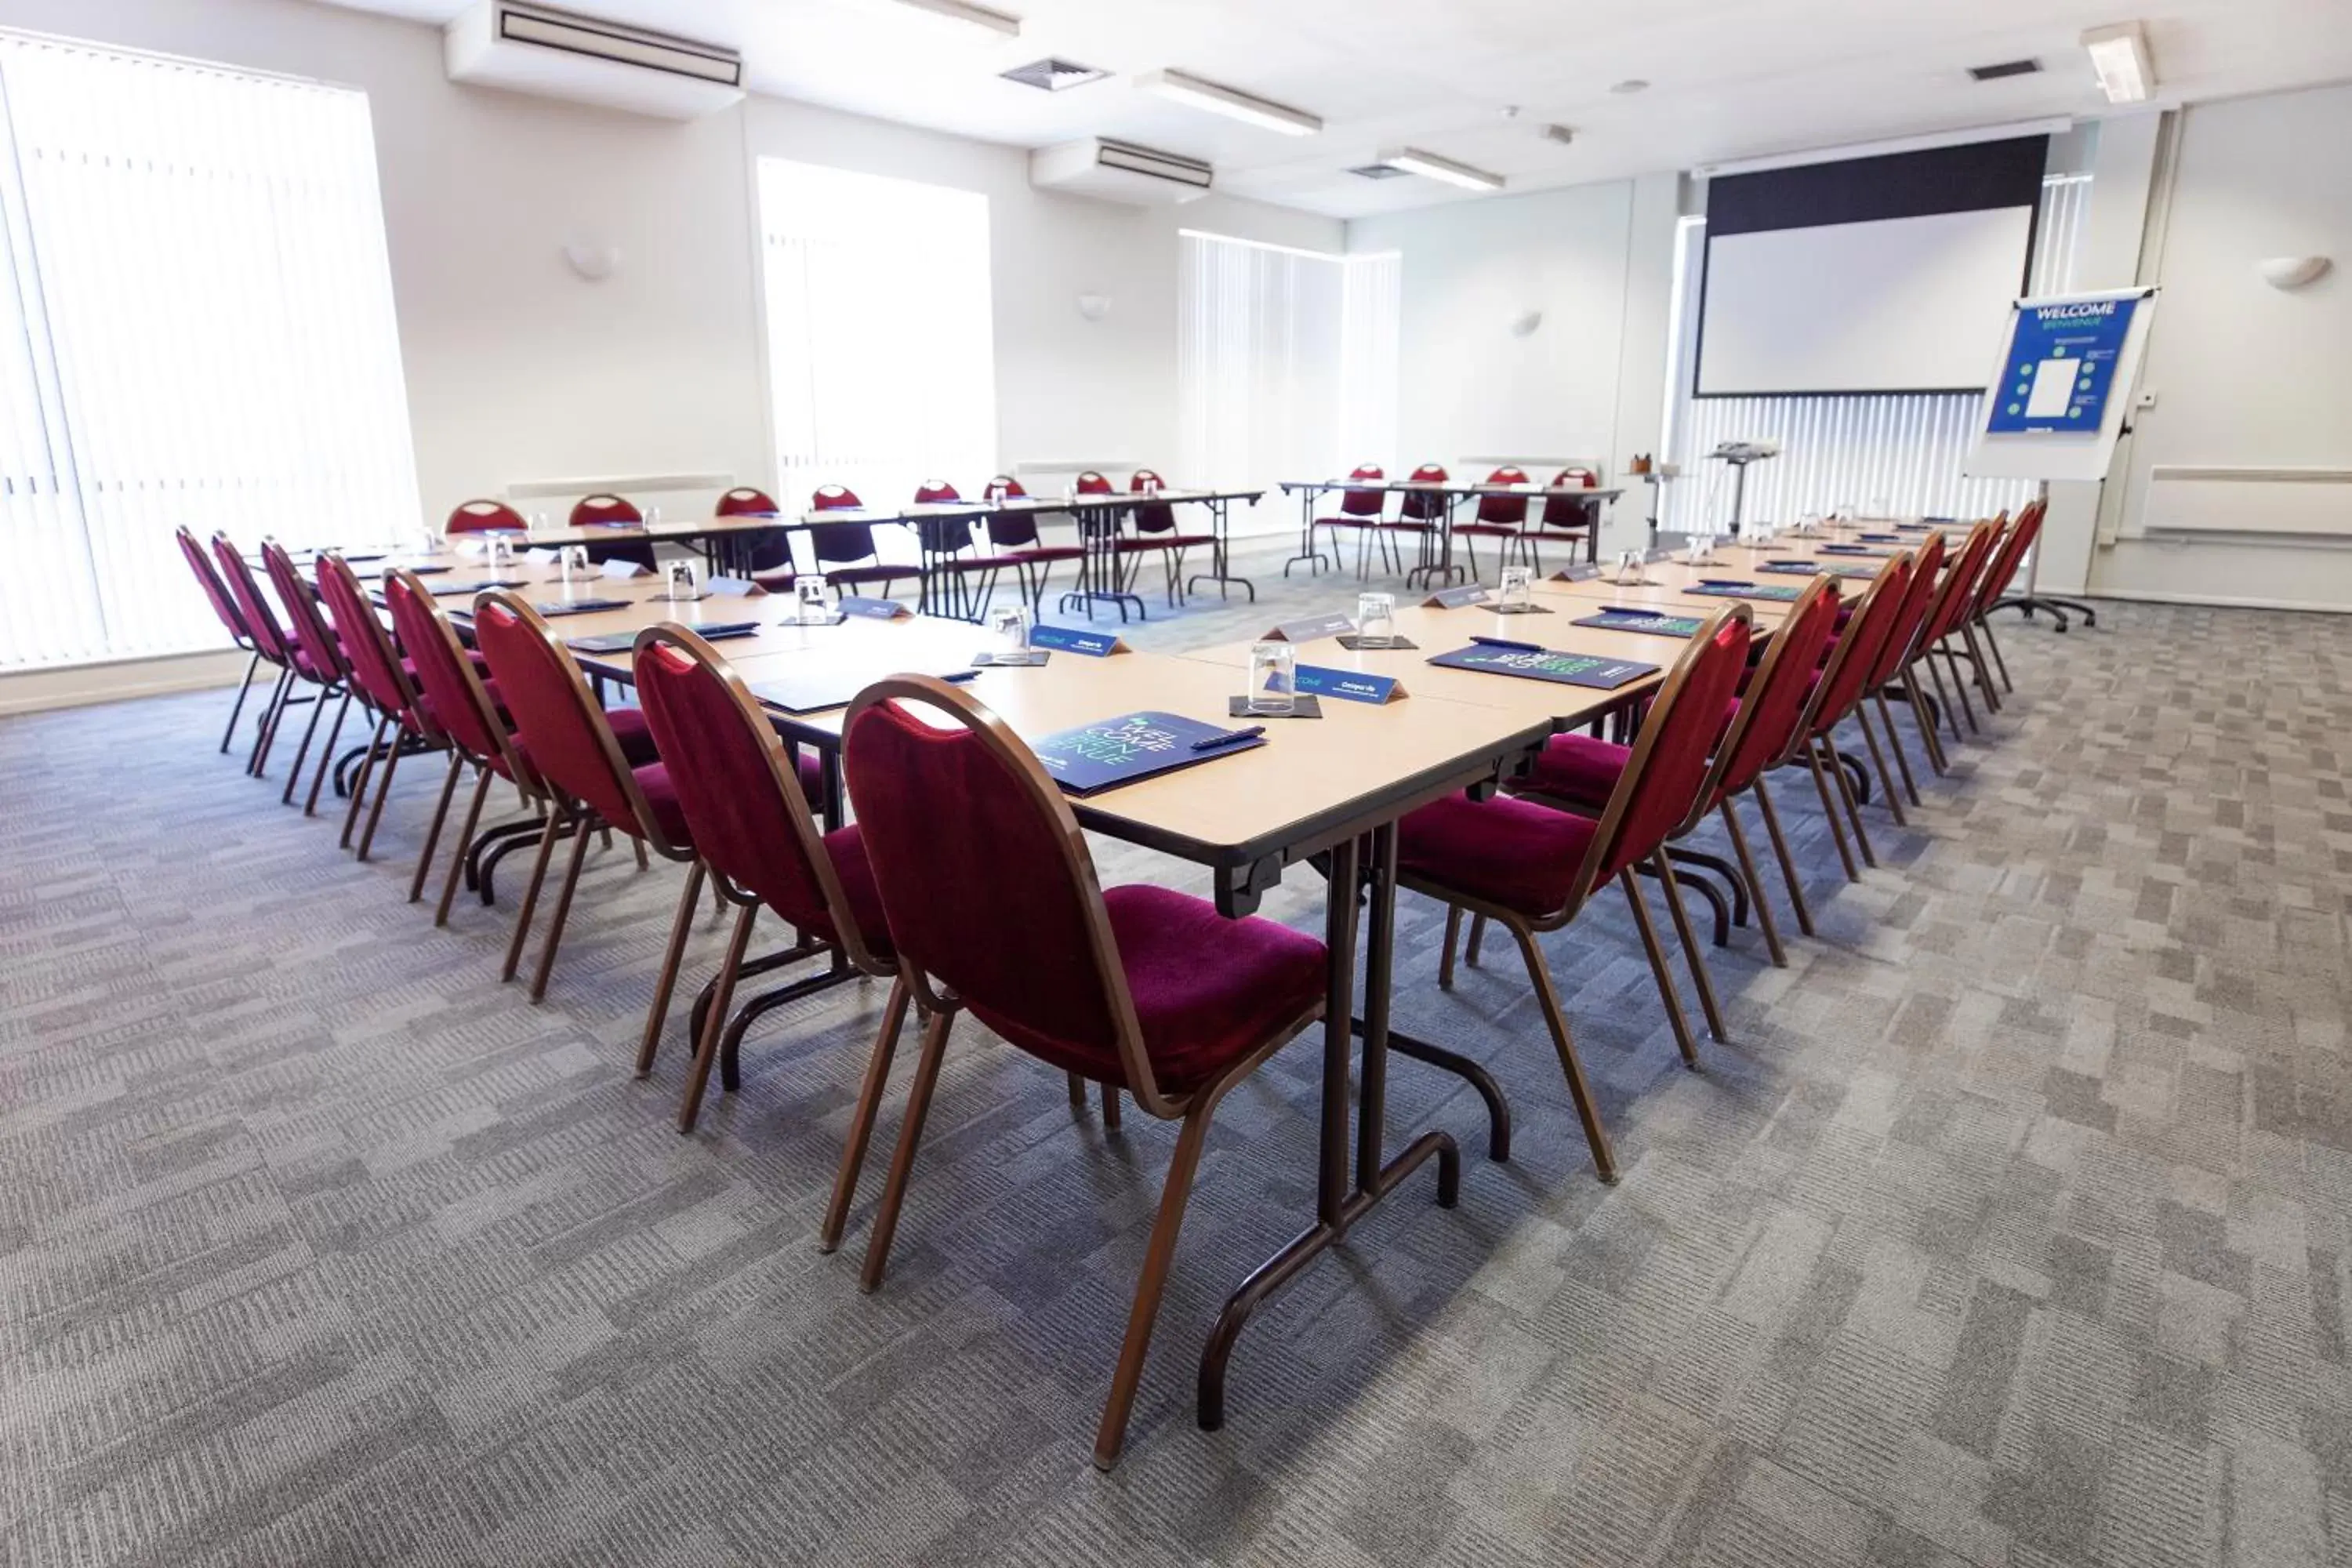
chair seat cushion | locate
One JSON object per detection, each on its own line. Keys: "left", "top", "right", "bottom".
{"left": 1454, "top": 522, "right": 1525, "bottom": 538}
{"left": 1399, "top": 790, "right": 1597, "bottom": 920}
{"left": 630, "top": 760, "right": 692, "bottom": 847}
{"left": 1523, "top": 733, "right": 1629, "bottom": 809}
{"left": 1316, "top": 514, "right": 1384, "bottom": 528}
{"left": 1005, "top": 544, "right": 1084, "bottom": 564}
{"left": 1116, "top": 534, "right": 1214, "bottom": 551}
{"left": 971, "top": 884, "right": 1327, "bottom": 1096}
{"left": 824, "top": 565, "right": 909, "bottom": 588}
{"left": 809, "top": 822, "right": 894, "bottom": 960}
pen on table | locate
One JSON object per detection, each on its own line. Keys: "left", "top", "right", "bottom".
{"left": 1191, "top": 724, "right": 1265, "bottom": 752}
{"left": 1469, "top": 634, "right": 1546, "bottom": 653}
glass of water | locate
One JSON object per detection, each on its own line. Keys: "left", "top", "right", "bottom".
{"left": 488, "top": 536, "right": 514, "bottom": 570}
{"left": 665, "top": 560, "right": 699, "bottom": 601}
{"left": 1356, "top": 590, "right": 1396, "bottom": 648}
{"left": 646, "top": 505, "right": 663, "bottom": 528}
{"left": 796, "top": 577, "right": 829, "bottom": 622}
{"left": 1247, "top": 641, "right": 1296, "bottom": 717}
{"left": 1616, "top": 548, "right": 1643, "bottom": 586}
{"left": 988, "top": 604, "right": 1029, "bottom": 659}
{"left": 559, "top": 544, "right": 588, "bottom": 583}
{"left": 528, "top": 510, "right": 548, "bottom": 536}
{"left": 1499, "top": 564, "right": 1534, "bottom": 609}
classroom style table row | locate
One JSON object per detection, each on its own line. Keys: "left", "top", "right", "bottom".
{"left": 374, "top": 543, "right": 1788, "bottom": 1443}
{"left": 1279, "top": 477, "right": 1624, "bottom": 587}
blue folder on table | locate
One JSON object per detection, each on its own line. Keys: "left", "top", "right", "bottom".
{"left": 1032, "top": 710, "right": 1266, "bottom": 796}
{"left": 1570, "top": 609, "right": 1704, "bottom": 638}
{"left": 1684, "top": 579, "right": 1805, "bottom": 602}
{"left": 1427, "top": 644, "right": 1657, "bottom": 692}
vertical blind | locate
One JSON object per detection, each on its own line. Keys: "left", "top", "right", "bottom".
{"left": 758, "top": 157, "right": 995, "bottom": 527}
{"left": 1661, "top": 173, "right": 2092, "bottom": 532}
{"left": 1177, "top": 232, "right": 1398, "bottom": 504}
{"left": 0, "top": 34, "right": 418, "bottom": 670}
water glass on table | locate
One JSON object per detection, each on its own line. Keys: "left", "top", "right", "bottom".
{"left": 1356, "top": 590, "right": 1396, "bottom": 648}
{"left": 665, "top": 560, "right": 700, "bottom": 602}
{"left": 558, "top": 545, "right": 588, "bottom": 585}
{"left": 796, "top": 577, "right": 830, "bottom": 623}
{"left": 1616, "top": 549, "right": 1644, "bottom": 586}
{"left": 1499, "top": 565, "right": 1534, "bottom": 610}
{"left": 989, "top": 604, "right": 1030, "bottom": 659}
{"left": 487, "top": 535, "right": 514, "bottom": 570}
{"left": 1246, "top": 641, "right": 1296, "bottom": 717}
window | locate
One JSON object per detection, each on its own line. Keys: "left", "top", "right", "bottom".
{"left": 1658, "top": 172, "right": 2092, "bottom": 531}
{"left": 757, "top": 158, "right": 995, "bottom": 531}
{"left": 0, "top": 33, "right": 418, "bottom": 670}
{"left": 1177, "top": 231, "right": 1399, "bottom": 499}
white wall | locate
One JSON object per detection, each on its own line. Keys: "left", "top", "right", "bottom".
{"left": 2089, "top": 84, "right": 2352, "bottom": 609}
{"left": 1346, "top": 173, "right": 1679, "bottom": 553}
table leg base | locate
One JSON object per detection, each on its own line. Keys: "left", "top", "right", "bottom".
{"left": 1284, "top": 551, "right": 1330, "bottom": 577}
{"left": 1357, "top": 1018, "right": 1511, "bottom": 1163}
{"left": 1196, "top": 1127, "right": 1461, "bottom": 1432}
{"left": 1185, "top": 571, "right": 1257, "bottom": 602}
{"left": 1058, "top": 590, "right": 1147, "bottom": 622}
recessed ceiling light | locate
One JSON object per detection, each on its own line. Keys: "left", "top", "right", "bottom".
{"left": 836, "top": 0, "right": 1020, "bottom": 38}
{"left": 1609, "top": 78, "right": 1650, "bottom": 94}
{"left": 1000, "top": 57, "right": 1109, "bottom": 92}
{"left": 1135, "top": 69, "right": 1321, "bottom": 136}
{"left": 2081, "top": 21, "right": 2154, "bottom": 104}
{"left": 1380, "top": 147, "right": 1505, "bottom": 192}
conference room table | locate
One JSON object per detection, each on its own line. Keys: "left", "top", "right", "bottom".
{"left": 1279, "top": 477, "right": 1624, "bottom": 587}
{"left": 370, "top": 550, "right": 1586, "bottom": 1441}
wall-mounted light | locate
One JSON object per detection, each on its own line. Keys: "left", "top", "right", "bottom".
{"left": 2081, "top": 21, "right": 2154, "bottom": 105}
{"left": 1076, "top": 292, "right": 1111, "bottom": 321}
{"left": 2257, "top": 256, "right": 2332, "bottom": 291}
{"left": 563, "top": 238, "right": 619, "bottom": 281}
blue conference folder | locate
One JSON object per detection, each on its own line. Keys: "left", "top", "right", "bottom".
{"left": 1427, "top": 644, "right": 1657, "bottom": 691}
{"left": 1684, "top": 579, "right": 1806, "bottom": 603}
{"left": 1031, "top": 710, "right": 1266, "bottom": 796}
{"left": 1570, "top": 609, "right": 1704, "bottom": 638}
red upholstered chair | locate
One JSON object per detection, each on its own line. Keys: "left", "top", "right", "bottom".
{"left": 176, "top": 525, "right": 265, "bottom": 756}
{"left": 807, "top": 484, "right": 913, "bottom": 597}
{"left": 1904, "top": 518, "right": 2002, "bottom": 746}
{"left": 1849, "top": 532, "right": 1950, "bottom": 804}
{"left": 470, "top": 593, "right": 699, "bottom": 1053}
{"left": 1530, "top": 467, "right": 1603, "bottom": 571}
{"left": 977, "top": 475, "right": 1082, "bottom": 609}
{"left": 1966, "top": 501, "right": 2041, "bottom": 695}
{"left": 716, "top": 487, "right": 779, "bottom": 515}
{"left": 1396, "top": 606, "right": 1754, "bottom": 1177}
{"left": 258, "top": 539, "right": 353, "bottom": 811}
{"left": 1782, "top": 551, "right": 1918, "bottom": 883}
{"left": 315, "top": 553, "right": 455, "bottom": 877}
{"left": 446, "top": 499, "right": 528, "bottom": 535}
{"left": 1383, "top": 463, "right": 1450, "bottom": 545}
{"left": 1314, "top": 463, "right": 1396, "bottom": 577}
{"left": 1453, "top": 466, "right": 1533, "bottom": 578}
{"left": 833, "top": 675, "right": 1329, "bottom": 1470}
{"left": 714, "top": 487, "right": 793, "bottom": 588}
{"left": 910, "top": 480, "right": 1014, "bottom": 619}
{"left": 209, "top": 533, "right": 303, "bottom": 779}
{"left": 1116, "top": 468, "right": 1212, "bottom": 604}
{"left": 569, "top": 493, "right": 657, "bottom": 572}
{"left": 630, "top": 627, "right": 899, "bottom": 1132}
{"left": 1073, "top": 470, "right": 1115, "bottom": 495}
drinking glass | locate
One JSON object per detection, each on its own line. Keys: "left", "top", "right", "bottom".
{"left": 1356, "top": 590, "right": 1396, "bottom": 648}
{"left": 487, "top": 536, "right": 514, "bottom": 570}
{"left": 665, "top": 560, "right": 699, "bottom": 601}
{"left": 559, "top": 544, "right": 588, "bottom": 584}
{"left": 796, "top": 577, "right": 829, "bottom": 622}
{"left": 1499, "top": 565, "right": 1533, "bottom": 609}
{"left": 1798, "top": 511, "right": 1824, "bottom": 536}
{"left": 1616, "top": 548, "right": 1642, "bottom": 586}
{"left": 989, "top": 604, "right": 1029, "bottom": 659}
{"left": 528, "top": 511, "right": 548, "bottom": 535}
{"left": 1247, "top": 641, "right": 1296, "bottom": 716}
{"left": 646, "top": 505, "right": 664, "bottom": 528}
{"left": 1686, "top": 531, "right": 1711, "bottom": 566}
{"left": 1833, "top": 500, "right": 1857, "bottom": 524}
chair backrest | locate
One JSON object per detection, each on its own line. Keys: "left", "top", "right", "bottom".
{"left": 570, "top": 494, "right": 642, "bottom": 528}
{"left": 912, "top": 481, "right": 970, "bottom": 554}
{"left": 1704, "top": 573, "right": 1842, "bottom": 803}
{"left": 472, "top": 591, "right": 674, "bottom": 848}
{"left": 715, "top": 487, "right": 779, "bottom": 517}
{"left": 386, "top": 568, "right": 530, "bottom": 784}
{"left": 1401, "top": 463, "right": 1450, "bottom": 522}
{"left": 1573, "top": 606, "right": 1755, "bottom": 894}
{"left": 1475, "top": 466, "right": 1530, "bottom": 524}
{"left": 632, "top": 627, "right": 884, "bottom": 971}
{"left": 209, "top": 533, "right": 292, "bottom": 666}
{"left": 259, "top": 539, "right": 347, "bottom": 686}
{"left": 1340, "top": 463, "right": 1386, "bottom": 518}
{"left": 985, "top": 474, "right": 1027, "bottom": 499}
{"left": 1861, "top": 531, "right": 1946, "bottom": 688}
{"left": 1973, "top": 502, "right": 2040, "bottom": 615}
{"left": 1922, "top": 519, "right": 1999, "bottom": 645}
{"left": 176, "top": 525, "right": 250, "bottom": 648}
{"left": 447, "top": 499, "right": 527, "bottom": 534}
{"left": 314, "top": 552, "right": 423, "bottom": 730}
{"left": 808, "top": 485, "right": 877, "bottom": 565}
{"left": 914, "top": 480, "right": 960, "bottom": 505}
{"left": 842, "top": 674, "right": 1179, "bottom": 1112}
{"left": 1800, "top": 553, "right": 1915, "bottom": 739}
{"left": 1073, "top": 470, "right": 1114, "bottom": 495}
{"left": 1541, "top": 469, "right": 1598, "bottom": 528}
{"left": 1129, "top": 468, "right": 1178, "bottom": 535}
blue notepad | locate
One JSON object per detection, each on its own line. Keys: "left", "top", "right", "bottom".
{"left": 1817, "top": 543, "right": 1896, "bottom": 557}
{"left": 1031, "top": 710, "right": 1266, "bottom": 796}
{"left": 1684, "top": 580, "right": 1806, "bottom": 602}
{"left": 1570, "top": 609, "right": 1704, "bottom": 638}
{"left": 427, "top": 578, "right": 528, "bottom": 597}
{"left": 1760, "top": 561, "right": 1877, "bottom": 579}
{"left": 1427, "top": 645, "right": 1657, "bottom": 691}
{"left": 533, "top": 597, "right": 634, "bottom": 616}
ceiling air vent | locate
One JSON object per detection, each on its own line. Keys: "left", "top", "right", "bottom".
{"left": 1967, "top": 58, "right": 2043, "bottom": 82}
{"left": 1347, "top": 164, "right": 1411, "bottom": 180}
{"left": 1000, "top": 57, "right": 1109, "bottom": 92}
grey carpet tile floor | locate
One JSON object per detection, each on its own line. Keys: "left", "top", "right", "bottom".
{"left": 4, "top": 541, "right": 2350, "bottom": 1566}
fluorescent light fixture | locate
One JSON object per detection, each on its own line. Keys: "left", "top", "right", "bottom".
{"left": 1136, "top": 69, "right": 1320, "bottom": 136}
{"left": 835, "top": 0, "right": 1021, "bottom": 40}
{"left": 2081, "top": 21, "right": 2152, "bottom": 104}
{"left": 1380, "top": 147, "right": 1505, "bottom": 192}
{"left": 1695, "top": 116, "right": 2073, "bottom": 179}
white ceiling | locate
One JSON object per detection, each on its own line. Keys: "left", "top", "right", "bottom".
{"left": 315, "top": 0, "right": 2352, "bottom": 217}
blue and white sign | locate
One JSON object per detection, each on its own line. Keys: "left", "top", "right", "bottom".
{"left": 1984, "top": 296, "right": 2138, "bottom": 435}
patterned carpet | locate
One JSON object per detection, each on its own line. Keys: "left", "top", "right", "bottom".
{"left": 5, "top": 544, "right": 2349, "bottom": 1567}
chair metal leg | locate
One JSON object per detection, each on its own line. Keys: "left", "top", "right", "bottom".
{"left": 822, "top": 977, "right": 915, "bottom": 1253}
{"left": 220, "top": 650, "right": 261, "bottom": 754}
{"left": 1719, "top": 800, "right": 1787, "bottom": 967}
{"left": 637, "top": 859, "right": 706, "bottom": 1076}
{"left": 1901, "top": 667, "right": 1950, "bottom": 775}
{"left": 1851, "top": 706, "right": 1907, "bottom": 827}
{"left": 1873, "top": 691, "right": 1922, "bottom": 805}
{"left": 341, "top": 717, "right": 390, "bottom": 849}
{"left": 1977, "top": 614, "right": 2014, "bottom": 693}
{"left": 1617, "top": 868, "right": 1699, "bottom": 1065}
{"left": 675, "top": 898, "right": 755, "bottom": 1132}
{"left": 1093, "top": 1102, "right": 1218, "bottom": 1469}
{"left": 1101, "top": 1081, "right": 1123, "bottom": 1130}
{"left": 1651, "top": 851, "right": 1727, "bottom": 1044}
{"left": 1502, "top": 916, "right": 1617, "bottom": 1180}
{"left": 1438, "top": 904, "right": 1462, "bottom": 989}
{"left": 1940, "top": 645, "right": 1982, "bottom": 734}
{"left": 501, "top": 808, "right": 568, "bottom": 982}
{"left": 1820, "top": 737, "right": 1876, "bottom": 869}
{"left": 279, "top": 681, "right": 334, "bottom": 808}
{"left": 354, "top": 727, "right": 408, "bottom": 863}
{"left": 249, "top": 668, "right": 297, "bottom": 779}
{"left": 527, "top": 807, "right": 596, "bottom": 1001}
{"left": 858, "top": 1004, "right": 958, "bottom": 1292}
{"left": 1748, "top": 778, "right": 1816, "bottom": 937}
{"left": 1960, "top": 622, "right": 2002, "bottom": 713}
{"left": 1802, "top": 743, "right": 1860, "bottom": 881}
{"left": 303, "top": 691, "right": 354, "bottom": 817}
{"left": 408, "top": 750, "right": 466, "bottom": 903}
{"left": 1923, "top": 652, "right": 1965, "bottom": 743}
{"left": 1465, "top": 911, "right": 1487, "bottom": 967}
{"left": 245, "top": 666, "right": 291, "bottom": 775}
{"left": 435, "top": 764, "right": 495, "bottom": 927}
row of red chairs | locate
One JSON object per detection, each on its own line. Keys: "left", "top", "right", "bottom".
{"left": 1318, "top": 463, "right": 1600, "bottom": 579}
